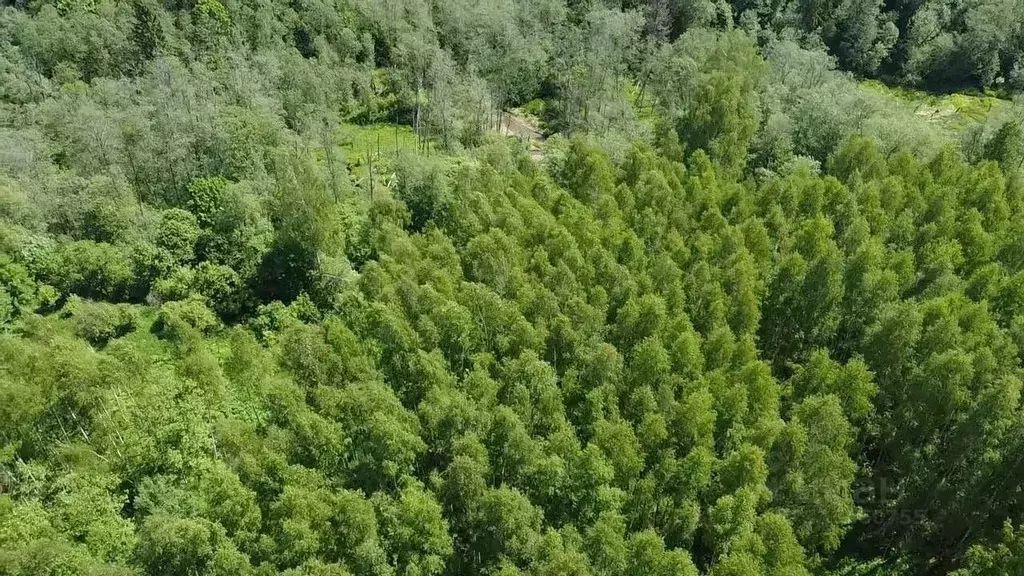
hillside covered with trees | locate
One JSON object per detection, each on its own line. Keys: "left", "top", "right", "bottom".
{"left": 5, "top": 0, "right": 1024, "bottom": 575}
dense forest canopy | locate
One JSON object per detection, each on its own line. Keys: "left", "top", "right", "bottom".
{"left": 5, "top": 0, "right": 1024, "bottom": 575}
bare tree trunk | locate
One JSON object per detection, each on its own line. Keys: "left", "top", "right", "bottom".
{"left": 438, "top": 86, "right": 450, "bottom": 150}
{"left": 637, "top": 69, "right": 652, "bottom": 109}
{"left": 476, "top": 93, "right": 485, "bottom": 139}
{"left": 415, "top": 69, "right": 422, "bottom": 144}
{"left": 367, "top": 147, "right": 374, "bottom": 201}
{"left": 323, "top": 118, "right": 340, "bottom": 202}
{"left": 122, "top": 136, "right": 147, "bottom": 216}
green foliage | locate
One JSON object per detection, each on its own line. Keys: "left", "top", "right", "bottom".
{"left": 61, "top": 296, "right": 138, "bottom": 347}
{"left": 395, "top": 156, "right": 452, "bottom": 232}
{"left": 2, "top": 1, "right": 1024, "bottom": 575}
{"left": 952, "top": 521, "right": 1024, "bottom": 575}
{"left": 158, "top": 208, "right": 202, "bottom": 265}
{"left": 156, "top": 295, "right": 221, "bottom": 337}
{"left": 653, "top": 29, "right": 766, "bottom": 174}
{"left": 35, "top": 241, "right": 138, "bottom": 302}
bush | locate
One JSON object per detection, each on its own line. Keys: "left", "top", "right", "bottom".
{"left": 157, "top": 209, "right": 201, "bottom": 265}
{"left": 155, "top": 296, "right": 220, "bottom": 339}
{"left": 62, "top": 296, "right": 137, "bottom": 346}
{"left": 35, "top": 241, "right": 137, "bottom": 302}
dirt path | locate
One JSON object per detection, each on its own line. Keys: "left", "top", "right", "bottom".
{"left": 495, "top": 109, "right": 545, "bottom": 161}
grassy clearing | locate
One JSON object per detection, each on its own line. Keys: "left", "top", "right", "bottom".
{"left": 861, "top": 79, "right": 1008, "bottom": 132}
{"left": 333, "top": 122, "right": 464, "bottom": 198}
{"left": 329, "top": 122, "right": 492, "bottom": 204}
{"left": 338, "top": 123, "right": 420, "bottom": 181}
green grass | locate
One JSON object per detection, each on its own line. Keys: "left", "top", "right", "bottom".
{"left": 861, "top": 79, "right": 1007, "bottom": 132}
{"left": 338, "top": 123, "right": 419, "bottom": 181}
{"left": 330, "top": 122, "right": 465, "bottom": 197}
{"left": 328, "top": 122, "right": 485, "bottom": 203}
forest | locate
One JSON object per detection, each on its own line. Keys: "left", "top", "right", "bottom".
{"left": 5, "top": 0, "right": 1024, "bottom": 574}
